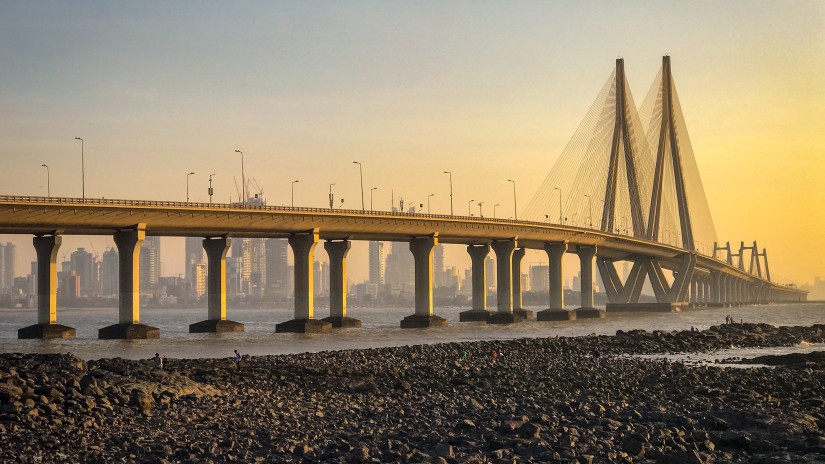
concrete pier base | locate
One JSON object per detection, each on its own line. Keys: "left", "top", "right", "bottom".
{"left": 276, "top": 319, "right": 332, "bottom": 334}
{"left": 487, "top": 312, "right": 525, "bottom": 325}
{"left": 459, "top": 309, "right": 491, "bottom": 322}
{"left": 575, "top": 307, "right": 606, "bottom": 319}
{"left": 606, "top": 302, "right": 686, "bottom": 313}
{"left": 513, "top": 308, "right": 534, "bottom": 320}
{"left": 537, "top": 309, "right": 577, "bottom": 321}
{"left": 400, "top": 314, "right": 448, "bottom": 329}
{"left": 707, "top": 303, "right": 726, "bottom": 308}
{"left": 188, "top": 320, "right": 245, "bottom": 333}
{"left": 322, "top": 316, "right": 362, "bottom": 328}
{"left": 99, "top": 323, "right": 160, "bottom": 340}
{"left": 18, "top": 323, "right": 76, "bottom": 339}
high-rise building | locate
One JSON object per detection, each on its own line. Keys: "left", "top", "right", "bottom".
{"left": 433, "top": 244, "right": 444, "bottom": 287}
{"left": 265, "top": 238, "right": 289, "bottom": 298}
{"left": 485, "top": 257, "right": 496, "bottom": 291}
{"left": 184, "top": 237, "right": 204, "bottom": 296}
{"left": 100, "top": 247, "right": 119, "bottom": 296}
{"left": 1, "top": 242, "right": 15, "bottom": 292}
{"left": 249, "top": 238, "right": 266, "bottom": 297}
{"left": 313, "top": 261, "right": 329, "bottom": 297}
{"left": 529, "top": 265, "right": 549, "bottom": 293}
{"left": 0, "top": 244, "right": 5, "bottom": 293}
{"left": 70, "top": 247, "right": 95, "bottom": 297}
{"left": 140, "top": 236, "right": 161, "bottom": 292}
{"left": 368, "top": 241, "right": 385, "bottom": 285}
{"left": 385, "top": 241, "right": 413, "bottom": 289}
{"left": 194, "top": 263, "right": 207, "bottom": 299}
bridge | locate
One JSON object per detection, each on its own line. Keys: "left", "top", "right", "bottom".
{"left": 3, "top": 56, "right": 806, "bottom": 339}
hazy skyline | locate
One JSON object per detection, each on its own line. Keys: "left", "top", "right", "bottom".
{"left": 1, "top": 1, "right": 823, "bottom": 285}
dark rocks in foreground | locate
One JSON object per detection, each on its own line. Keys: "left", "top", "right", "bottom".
{"left": 0, "top": 323, "right": 823, "bottom": 463}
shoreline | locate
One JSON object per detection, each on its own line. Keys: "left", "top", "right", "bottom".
{"left": 1, "top": 323, "right": 824, "bottom": 463}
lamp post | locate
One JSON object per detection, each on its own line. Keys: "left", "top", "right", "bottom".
{"left": 353, "top": 161, "right": 364, "bottom": 211}
{"left": 478, "top": 201, "right": 484, "bottom": 218}
{"left": 553, "top": 187, "right": 562, "bottom": 224}
{"left": 329, "top": 183, "right": 336, "bottom": 209}
{"left": 208, "top": 174, "right": 216, "bottom": 205}
{"left": 493, "top": 203, "right": 499, "bottom": 218}
{"left": 427, "top": 193, "right": 434, "bottom": 214}
{"left": 583, "top": 194, "right": 592, "bottom": 228}
{"left": 507, "top": 179, "right": 517, "bottom": 220}
{"left": 468, "top": 199, "right": 474, "bottom": 216}
{"left": 291, "top": 180, "right": 299, "bottom": 207}
{"left": 41, "top": 164, "right": 50, "bottom": 198}
{"left": 186, "top": 172, "right": 195, "bottom": 202}
{"left": 443, "top": 171, "right": 453, "bottom": 215}
{"left": 371, "top": 187, "right": 378, "bottom": 211}
{"left": 74, "top": 137, "right": 85, "bottom": 199}
{"left": 234, "top": 150, "right": 245, "bottom": 208}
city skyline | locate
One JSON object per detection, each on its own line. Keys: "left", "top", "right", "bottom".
{"left": 0, "top": 2, "right": 823, "bottom": 286}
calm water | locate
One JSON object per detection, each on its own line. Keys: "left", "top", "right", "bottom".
{"left": 0, "top": 303, "right": 822, "bottom": 360}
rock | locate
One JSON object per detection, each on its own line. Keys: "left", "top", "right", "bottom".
{"left": 720, "top": 430, "right": 751, "bottom": 450}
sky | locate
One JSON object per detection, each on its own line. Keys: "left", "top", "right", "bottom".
{"left": 1, "top": 1, "right": 823, "bottom": 286}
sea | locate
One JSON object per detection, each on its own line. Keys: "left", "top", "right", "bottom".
{"left": 0, "top": 303, "right": 822, "bottom": 361}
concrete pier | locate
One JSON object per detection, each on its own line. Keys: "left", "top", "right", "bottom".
{"left": 18, "top": 235, "right": 75, "bottom": 339}
{"left": 277, "top": 230, "right": 332, "bottom": 333}
{"left": 322, "top": 240, "right": 360, "bottom": 328}
{"left": 488, "top": 239, "right": 523, "bottom": 324}
{"left": 459, "top": 244, "right": 491, "bottom": 322}
{"left": 189, "top": 237, "right": 244, "bottom": 333}
{"left": 575, "top": 245, "right": 604, "bottom": 318}
{"left": 511, "top": 247, "right": 533, "bottom": 320}
{"left": 99, "top": 225, "right": 159, "bottom": 339}
{"left": 401, "top": 235, "right": 447, "bottom": 328}
{"left": 538, "top": 242, "right": 574, "bottom": 321}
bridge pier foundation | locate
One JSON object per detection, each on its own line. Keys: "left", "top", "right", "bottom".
{"left": 575, "top": 246, "right": 604, "bottom": 318}
{"left": 459, "top": 244, "right": 491, "bottom": 322}
{"left": 511, "top": 247, "right": 533, "bottom": 320}
{"left": 401, "top": 235, "right": 447, "bottom": 328}
{"left": 277, "top": 230, "right": 332, "bottom": 333}
{"left": 190, "top": 237, "right": 244, "bottom": 333}
{"left": 488, "top": 239, "right": 524, "bottom": 324}
{"left": 538, "top": 242, "right": 575, "bottom": 321}
{"left": 19, "top": 235, "right": 76, "bottom": 339}
{"left": 100, "top": 225, "right": 160, "bottom": 339}
{"left": 322, "top": 240, "right": 360, "bottom": 328}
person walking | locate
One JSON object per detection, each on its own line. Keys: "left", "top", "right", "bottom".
{"left": 154, "top": 353, "right": 163, "bottom": 370}
{"left": 234, "top": 350, "right": 242, "bottom": 372}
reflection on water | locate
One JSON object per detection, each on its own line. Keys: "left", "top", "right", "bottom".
{"left": 632, "top": 342, "right": 825, "bottom": 367}
{"left": 0, "top": 303, "right": 822, "bottom": 360}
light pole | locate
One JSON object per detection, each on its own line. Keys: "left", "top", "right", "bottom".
{"left": 478, "top": 201, "right": 484, "bottom": 218}
{"left": 329, "top": 183, "right": 336, "bottom": 209}
{"left": 553, "top": 187, "right": 562, "bottom": 224}
{"left": 186, "top": 172, "right": 195, "bottom": 202}
{"left": 371, "top": 187, "right": 378, "bottom": 211}
{"left": 74, "top": 137, "right": 84, "bottom": 199}
{"left": 507, "top": 179, "right": 517, "bottom": 220}
{"left": 468, "top": 199, "right": 474, "bottom": 216}
{"left": 353, "top": 161, "right": 364, "bottom": 211}
{"left": 208, "top": 174, "right": 216, "bottom": 205}
{"left": 234, "top": 149, "right": 245, "bottom": 208}
{"left": 291, "top": 180, "right": 299, "bottom": 207}
{"left": 583, "top": 194, "right": 592, "bottom": 228}
{"left": 493, "top": 203, "right": 499, "bottom": 218}
{"left": 443, "top": 171, "right": 453, "bottom": 215}
{"left": 427, "top": 193, "right": 434, "bottom": 214}
{"left": 41, "top": 164, "right": 50, "bottom": 197}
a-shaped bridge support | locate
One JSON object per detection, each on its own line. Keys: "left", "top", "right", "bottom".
{"left": 401, "top": 235, "right": 447, "bottom": 328}
{"left": 277, "top": 230, "right": 332, "bottom": 333}
{"left": 189, "top": 237, "right": 244, "bottom": 333}
{"left": 19, "top": 235, "right": 76, "bottom": 339}
{"left": 322, "top": 240, "right": 360, "bottom": 328}
{"left": 488, "top": 239, "right": 524, "bottom": 324}
{"left": 537, "top": 242, "right": 575, "bottom": 321}
{"left": 100, "top": 225, "right": 160, "bottom": 339}
{"left": 459, "top": 244, "right": 491, "bottom": 322}
{"left": 576, "top": 246, "right": 605, "bottom": 318}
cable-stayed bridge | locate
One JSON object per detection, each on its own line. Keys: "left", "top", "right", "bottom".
{"left": 0, "top": 56, "right": 806, "bottom": 339}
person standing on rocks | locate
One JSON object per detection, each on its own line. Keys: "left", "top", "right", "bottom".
{"left": 234, "top": 350, "right": 242, "bottom": 372}
{"left": 154, "top": 353, "right": 163, "bottom": 370}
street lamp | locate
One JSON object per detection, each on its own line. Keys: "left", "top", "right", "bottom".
{"left": 478, "top": 201, "right": 484, "bottom": 218}
{"left": 468, "top": 199, "right": 474, "bottom": 216}
{"left": 74, "top": 137, "right": 84, "bottom": 199}
{"left": 553, "top": 187, "right": 562, "bottom": 224}
{"left": 493, "top": 203, "right": 500, "bottom": 218}
{"left": 507, "top": 179, "right": 517, "bottom": 220}
{"left": 583, "top": 194, "right": 592, "bottom": 228}
{"left": 186, "top": 172, "right": 195, "bottom": 202}
{"left": 234, "top": 150, "right": 245, "bottom": 208}
{"left": 41, "top": 164, "right": 50, "bottom": 198}
{"left": 443, "top": 171, "right": 453, "bottom": 215}
{"left": 208, "top": 174, "right": 216, "bottom": 205}
{"left": 329, "top": 183, "right": 336, "bottom": 209}
{"left": 353, "top": 161, "right": 364, "bottom": 211}
{"left": 371, "top": 187, "right": 378, "bottom": 211}
{"left": 291, "top": 180, "right": 299, "bottom": 207}
{"left": 427, "top": 193, "right": 434, "bottom": 214}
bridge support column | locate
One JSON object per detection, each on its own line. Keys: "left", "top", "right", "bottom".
{"left": 189, "top": 237, "right": 244, "bottom": 333}
{"left": 19, "top": 235, "right": 75, "bottom": 339}
{"left": 488, "top": 239, "right": 522, "bottom": 324}
{"left": 401, "top": 235, "right": 447, "bottom": 328}
{"left": 322, "top": 240, "right": 360, "bottom": 328}
{"left": 575, "top": 246, "right": 604, "bottom": 318}
{"left": 100, "top": 225, "right": 159, "bottom": 339}
{"left": 708, "top": 271, "right": 722, "bottom": 307}
{"left": 689, "top": 278, "right": 698, "bottom": 306}
{"left": 722, "top": 275, "right": 732, "bottom": 306}
{"left": 460, "top": 244, "right": 491, "bottom": 322}
{"left": 538, "top": 242, "right": 575, "bottom": 321}
{"left": 511, "top": 247, "right": 533, "bottom": 320}
{"left": 277, "top": 230, "right": 332, "bottom": 333}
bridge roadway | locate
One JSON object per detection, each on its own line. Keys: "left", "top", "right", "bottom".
{"left": 0, "top": 195, "right": 806, "bottom": 339}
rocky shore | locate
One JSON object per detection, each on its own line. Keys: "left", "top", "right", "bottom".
{"left": 1, "top": 323, "right": 824, "bottom": 463}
